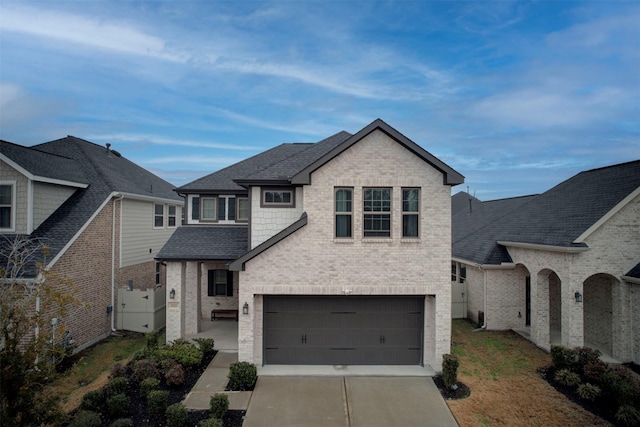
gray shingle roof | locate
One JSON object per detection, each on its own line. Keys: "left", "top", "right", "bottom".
{"left": 156, "top": 226, "right": 248, "bottom": 261}
{"left": 2, "top": 136, "right": 181, "bottom": 274}
{"left": 626, "top": 262, "right": 640, "bottom": 279}
{"left": 453, "top": 160, "right": 640, "bottom": 265}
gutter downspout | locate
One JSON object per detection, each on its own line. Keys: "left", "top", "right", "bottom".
{"left": 482, "top": 269, "right": 488, "bottom": 329}
{"left": 111, "top": 193, "right": 124, "bottom": 332}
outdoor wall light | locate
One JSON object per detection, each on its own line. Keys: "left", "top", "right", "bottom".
{"left": 243, "top": 302, "right": 249, "bottom": 315}
{"left": 169, "top": 288, "right": 176, "bottom": 300}
{"left": 574, "top": 291, "right": 582, "bottom": 303}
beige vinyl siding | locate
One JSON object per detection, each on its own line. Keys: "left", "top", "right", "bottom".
{"left": 121, "top": 198, "right": 181, "bottom": 267}
{"left": 0, "top": 160, "right": 28, "bottom": 233}
{"left": 33, "top": 182, "right": 76, "bottom": 231}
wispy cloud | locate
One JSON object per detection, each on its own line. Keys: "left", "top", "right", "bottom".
{"left": 87, "top": 133, "right": 260, "bottom": 151}
{"left": 140, "top": 155, "right": 244, "bottom": 165}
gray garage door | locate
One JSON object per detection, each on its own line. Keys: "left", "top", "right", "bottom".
{"left": 264, "top": 296, "right": 424, "bottom": 365}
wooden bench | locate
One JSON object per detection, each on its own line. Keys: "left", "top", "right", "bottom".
{"left": 211, "top": 309, "right": 239, "bottom": 321}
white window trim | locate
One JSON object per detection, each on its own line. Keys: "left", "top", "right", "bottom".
{"left": 167, "top": 205, "right": 177, "bottom": 228}
{"left": 401, "top": 187, "right": 420, "bottom": 238}
{"left": 334, "top": 187, "right": 353, "bottom": 239}
{"left": 362, "top": 187, "right": 392, "bottom": 238}
{"left": 0, "top": 181, "right": 16, "bottom": 232}
{"left": 153, "top": 203, "right": 165, "bottom": 229}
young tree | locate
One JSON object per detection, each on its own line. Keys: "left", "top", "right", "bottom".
{"left": 0, "top": 235, "right": 83, "bottom": 426}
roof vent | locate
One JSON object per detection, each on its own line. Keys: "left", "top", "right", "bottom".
{"left": 106, "top": 143, "right": 111, "bottom": 154}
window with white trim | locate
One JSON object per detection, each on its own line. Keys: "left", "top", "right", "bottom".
{"left": 402, "top": 188, "right": 420, "bottom": 238}
{"left": 0, "top": 184, "right": 13, "bottom": 230}
{"left": 363, "top": 187, "right": 391, "bottom": 237}
{"left": 168, "top": 205, "right": 177, "bottom": 227}
{"left": 200, "top": 197, "right": 217, "bottom": 221}
{"left": 155, "top": 262, "right": 161, "bottom": 285}
{"left": 335, "top": 188, "right": 352, "bottom": 238}
{"left": 154, "top": 203, "right": 164, "bottom": 228}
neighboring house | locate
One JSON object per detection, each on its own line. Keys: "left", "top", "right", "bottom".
{"left": 452, "top": 160, "right": 640, "bottom": 364}
{"left": 0, "top": 137, "right": 183, "bottom": 352}
{"left": 157, "top": 119, "right": 463, "bottom": 371}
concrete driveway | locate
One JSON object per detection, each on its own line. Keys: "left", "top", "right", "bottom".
{"left": 243, "top": 376, "right": 458, "bottom": 427}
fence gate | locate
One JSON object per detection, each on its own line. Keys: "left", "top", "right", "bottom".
{"left": 117, "top": 287, "right": 166, "bottom": 333}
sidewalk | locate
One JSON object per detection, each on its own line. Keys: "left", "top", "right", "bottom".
{"left": 182, "top": 351, "right": 252, "bottom": 411}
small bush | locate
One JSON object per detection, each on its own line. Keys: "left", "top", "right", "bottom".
{"left": 600, "top": 366, "right": 640, "bottom": 407}
{"left": 576, "top": 383, "right": 601, "bottom": 401}
{"left": 132, "top": 359, "right": 160, "bottom": 382}
{"left": 574, "top": 347, "right": 601, "bottom": 374}
{"left": 166, "top": 363, "right": 185, "bottom": 387}
{"left": 550, "top": 345, "right": 576, "bottom": 371}
{"left": 159, "top": 357, "right": 178, "bottom": 373}
{"left": 166, "top": 402, "right": 188, "bottom": 427}
{"left": 583, "top": 360, "right": 608, "bottom": 383}
{"left": 200, "top": 418, "right": 224, "bottom": 427}
{"left": 140, "top": 377, "right": 161, "bottom": 397}
{"left": 554, "top": 369, "right": 581, "bottom": 387}
{"left": 227, "top": 361, "right": 258, "bottom": 391}
{"left": 147, "top": 390, "right": 169, "bottom": 418}
{"left": 442, "top": 354, "right": 459, "bottom": 389}
{"left": 146, "top": 330, "right": 160, "bottom": 349}
{"left": 615, "top": 405, "right": 640, "bottom": 427}
{"left": 156, "top": 341, "right": 203, "bottom": 367}
{"left": 110, "top": 362, "right": 127, "bottom": 379}
{"left": 107, "top": 393, "right": 130, "bottom": 419}
{"left": 110, "top": 418, "right": 134, "bottom": 427}
{"left": 210, "top": 393, "right": 229, "bottom": 419}
{"left": 81, "top": 389, "right": 103, "bottom": 412}
{"left": 69, "top": 410, "right": 102, "bottom": 427}
{"left": 194, "top": 338, "right": 215, "bottom": 355}
{"left": 106, "top": 377, "right": 128, "bottom": 397}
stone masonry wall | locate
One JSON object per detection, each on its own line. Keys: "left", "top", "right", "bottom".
{"left": 239, "top": 130, "right": 453, "bottom": 371}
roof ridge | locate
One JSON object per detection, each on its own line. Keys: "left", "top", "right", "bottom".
{"left": 2, "top": 139, "right": 76, "bottom": 161}
{"left": 579, "top": 159, "right": 640, "bottom": 175}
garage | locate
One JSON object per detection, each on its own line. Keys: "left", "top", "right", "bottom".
{"left": 263, "top": 296, "right": 424, "bottom": 365}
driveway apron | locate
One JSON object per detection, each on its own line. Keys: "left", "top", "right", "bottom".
{"left": 243, "top": 376, "right": 458, "bottom": 427}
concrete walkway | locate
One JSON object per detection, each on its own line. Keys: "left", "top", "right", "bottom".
{"left": 243, "top": 376, "right": 458, "bottom": 427}
{"left": 182, "top": 351, "right": 251, "bottom": 411}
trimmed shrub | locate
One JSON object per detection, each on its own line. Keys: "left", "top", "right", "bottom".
{"left": 584, "top": 360, "right": 608, "bottom": 384}
{"left": 69, "top": 410, "right": 102, "bottom": 427}
{"left": 615, "top": 405, "right": 640, "bottom": 427}
{"left": 574, "top": 347, "right": 601, "bottom": 374}
{"left": 227, "top": 361, "right": 258, "bottom": 391}
{"left": 106, "top": 377, "right": 128, "bottom": 397}
{"left": 166, "top": 363, "right": 185, "bottom": 387}
{"left": 156, "top": 341, "right": 203, "bottom": 367}
{"left": 146, "top": 330, "right": 160, "bottom": 349}
{"left": 194, "top": 338, "right": 215, "bottom": 356}
{"left": 107, "top": 393, "right": 130, "bottom": 419}
{"left": 110, "top": 418, "right": 134, "bottom": 427}
{"left": 210, "top": 393, "right": 229, "bottom": 420}
{"left": 140, "top": 377, "right": 161, "bottom": 397}
{"left": 576, "top": 383, "right": 601, "bottom": 401}
{"left": 442, "top": 354, "right": 460, "bottom": 389}
{"left": 200, "top": 418, "right": 224, "bottom": 427}
{"left": 600, "top": 366, "right": 640, "bottom": 407}
{"left": 550, "top": 345, "right": 576, "bottom": 371}
{"left": 110, "top": 363, "right": 127, "bottom": 379}
{"left": 147, "top": 390, "right": 169, "bottom": 418}
{"left": 159, "top": 357, "right": 178, "bottom": 374}
{"left": 554, "top": 369, "right": 581, "bottom": 387}
{"left": 81, "top": 389, "right": 103, "bottom": 412}
{"left": 166, "top": 402, "right": 188, "bottom": 427}
{"left": 132, "top": 359, "right": 160, "bottom": 382}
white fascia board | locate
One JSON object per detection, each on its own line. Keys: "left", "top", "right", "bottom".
{"left": 46, "top": 192, "right": 117, "bottom": 270}
{"left": 451, "top": 256, "right": 515, "bottom": 270}
{"left": 497, "top": 240, "right": 590, "bottom": 253}
{"left": 118, "top": 191, "right": 184, "bottom": 205}
{"left": 573, "top": 186, "right": 640, "bottom": 244}
{"left": 0, "top": 154, "right": 88, "bottom": 188}
{"left": 622, "top": 275, "right": 640, "bottom": 285}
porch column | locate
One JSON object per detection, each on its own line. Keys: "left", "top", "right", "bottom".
{"left": 184, "top": 262, "right": 200, "bottom": 335}
{"left": 532, "top": 272, "right": 550, "bottom": 350}
{"left": 612, "top": 280, "right": 630, "bottom": 360}
{"left": 165, "top": 262, "right": 184, "bottom": 343}
{"left": 561, "top": 275, "right": 584, "bottom": 348}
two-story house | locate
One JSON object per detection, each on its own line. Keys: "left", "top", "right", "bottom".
{"left": 0, "top": 137, "right": 183, "bottom": 352}
{"left": 452, "top": 160, "right": 640, "bottom": 364}
{"left": 158, "top": 119, "right": 463, "bottom": 371}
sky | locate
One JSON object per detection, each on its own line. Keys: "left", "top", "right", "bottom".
{"left": 0, "top": 1, "right": 638, "bottom": 200}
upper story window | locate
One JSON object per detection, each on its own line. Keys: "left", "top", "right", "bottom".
{"left": 335, "top": 188, "right": 353, "bottom": 238}
{"left": 402, "top": 188, "right": 420, "bottom": 238}
{"left": 237, "top": 197, "right": 249, "bottom": 222}
{"left": 363, "top": 188, "right": 391, "bottom": 238}
{"left": 191, "top": 196, "right": 200, "bottom": 220}
{"left": 154, "top": 203, "right": 164, "bottom": 228}
{"left": 0, "top": 183, "right": 14, "bottom": 230}
{"left": 201, "top": 197, "right": 217, "bottom": 221}
{"left": 168, "top": 205, "right": 177, "bottom": 227}
{"left": 452, "top": 262, "right": 466, "bottom": 283}
{"left": 261, "top": 188, "right": 295, "bottom": 208}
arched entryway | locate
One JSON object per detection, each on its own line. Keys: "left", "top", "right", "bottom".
{"left": 583, "top": 273, "right": 616, "bottom": 357}
{"left": 531, "top": 269, "right": 562, "bottom": 350}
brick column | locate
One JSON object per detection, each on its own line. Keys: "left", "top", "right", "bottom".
{"left": 165, "top": 262, "right": 183, "bottom": 343}
{"left": 532, "top": 272, "right": 550, "bottom": 350}
{"left": 612, "top": 280, "right": 630, "bottom": 360}
{"left": 561, "top": 275, "right": 584, "bottom": 348}
{"left": 184, "top": 262, "right": 200, "bottom": 335}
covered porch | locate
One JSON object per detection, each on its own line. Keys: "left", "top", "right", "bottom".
{"left": 186, "top": 318, "right": 239, "bottom": 352}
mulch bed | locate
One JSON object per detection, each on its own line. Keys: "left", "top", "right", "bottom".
{"left": 68, "top": 349, "right": 246, "bottom": 427}
{"left": 433, "top": 376, "right": 471, "bottom": 400}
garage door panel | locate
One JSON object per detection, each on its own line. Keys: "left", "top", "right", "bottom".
{"left": 264, "top": 296, "right": 424, "bottom": 365}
